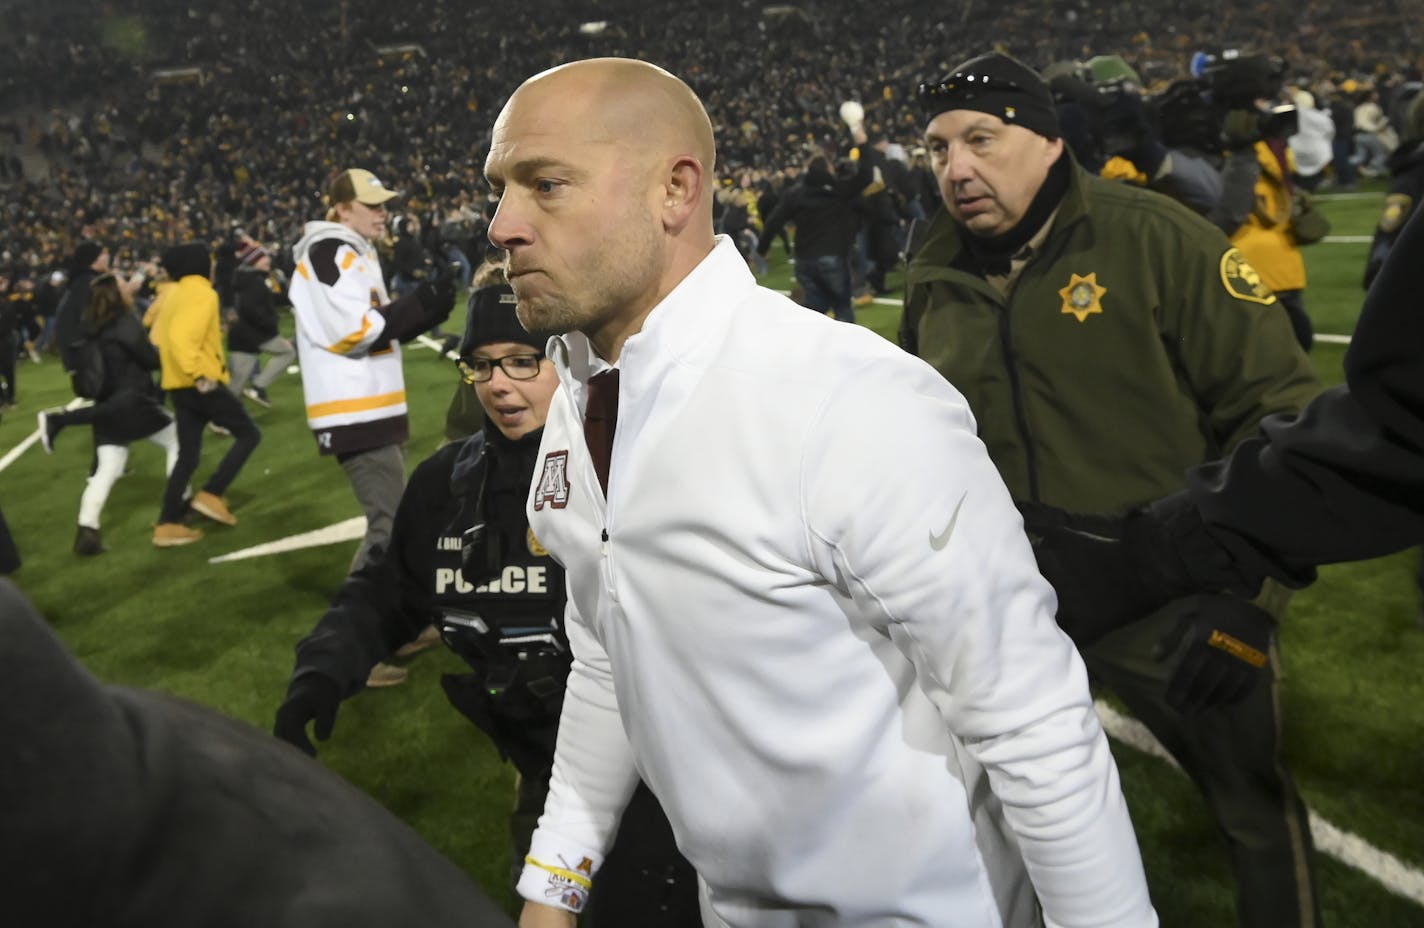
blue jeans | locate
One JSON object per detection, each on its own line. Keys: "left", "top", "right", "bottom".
{"left": 793, "top": 255, "right": 854, "bottom": 324}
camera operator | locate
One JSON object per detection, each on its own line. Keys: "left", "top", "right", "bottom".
{"left": 1050, "top": 56, "right": 1225, "bottom": 215}
{"left": 1191, "top": 52, "right": 1316, "bottom": 351}
{"left": 273, "top": 281, "right": 698, "bottom": 926}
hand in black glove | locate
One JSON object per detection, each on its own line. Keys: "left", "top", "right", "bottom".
{"left": 1155, "top": 595, "right": 1273, "bottom": 715}
{"left": 273, "top": 673, "right": 341, "bottom": 757}
{"left": 1016, "top": 501, "right": 1165, "bottom": 647}
{"left": 415, "top": 261, "right": 461, "bottom": 321}
{"left": 1018, "top": 491, "right": 1254, "bottom": 648}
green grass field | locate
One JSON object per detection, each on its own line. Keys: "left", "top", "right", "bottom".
{"left": 2, "top": 191, "right": 1422, "bottom": 925}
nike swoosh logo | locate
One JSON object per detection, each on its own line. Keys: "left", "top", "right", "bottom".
{"left": 929, "top": 492, "right": 968, "bottom": 551}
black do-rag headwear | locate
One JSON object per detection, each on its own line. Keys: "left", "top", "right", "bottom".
{"left": 918, "top": 52, "right": 1061, "bottom": 139}
{"left": 161, "top": 242, "right": 212, "bottom": 281}
{"left": 70, "top": 241, "right": 104, "bottom": 274}
{"left": 458, "top": 283, "right": 543, "bottom": 358}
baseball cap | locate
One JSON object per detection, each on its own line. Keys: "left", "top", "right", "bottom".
{"left": 326, "top": 168, "right": 400, "bottom": 208}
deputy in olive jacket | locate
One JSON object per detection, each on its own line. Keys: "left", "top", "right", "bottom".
{"left": 903, "top": 53, "right": 1321, "bottom": 928}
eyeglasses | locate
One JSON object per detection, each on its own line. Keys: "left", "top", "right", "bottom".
{"left": 456, "top": 353, "right": 544, "bottom": 384}
{"left": 917, "top": 71, "right": 1025, "bottom": 111}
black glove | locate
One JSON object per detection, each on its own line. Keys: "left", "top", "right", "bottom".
{"left": 1018, "top": 491, "right": 1257, "bottom": 648}
{"left": 1017, "top": 501, "right": 1171, "bottom": 647}
{"left": 415, "top": 261, "right": 461, "bottom": 320}
{"left": 1155, "top": 595, "right": 1273, "bottom": 715}
{"left": 272, "top": 673, "right": 341, "bottom": 757}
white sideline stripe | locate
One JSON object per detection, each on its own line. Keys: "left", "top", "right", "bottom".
{"left": 415, "top": 332, "right": 461, "bottom": 360}
{"left": 1313, "top": 192, "right": 1381, "bottom": 201}
{"left": 1323, "top": 235, "right": 1372, "bottom": 244}
{"left": 207, "top": 516, "right": 366, "bottom": 563}
{"left": 1094, "top": 699, "right": 1424, "bottom": 906}
{"left": 209, "top": 337, "right": 437, "bottom": 560}
{"left": 1317, "top": 333, "right": 1352, "bottom": 345}
{"left": 0, "top": 429, "right": 42, "bottom": 473}
{"left": 0, "top": 337, "right": 452, "bottom": 475}
{"left": 0, "top": 398, "right": 94, "bottom": 475}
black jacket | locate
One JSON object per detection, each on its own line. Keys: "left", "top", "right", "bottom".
{"left": 758, "top": 150, "right": 873, "bottom": 259}
{"left": 1189, "top": 202, "right": 1424, "bottom": 583}
{"left": 97, "top": 311, "right": 162, "bottom": 400}
{"left": 293, "top": 425, "right": 562, "bottom": 697}
{"left": 228, "top": 265, "right": 285, "bottom": 352}
{"left": 55, "top": 268, "right": 97, "bottom": 371}
{"left": 0, "top": 580, "right": 515, "bottom": 928}
{"left": 393, "top": 233, "right": 431, "bottom": 281}
{"left": 92, "top": 311, "right": 170, "bottom": 447}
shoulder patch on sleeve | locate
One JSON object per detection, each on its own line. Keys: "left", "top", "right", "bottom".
{"left": 308, "top": 239, "right": 346, "bottom": 287}
{"left": 1219, "top": 248, "right": 1277, "bottom": 305}
{"left": 1379, "top": 193, "right": 1414, "bottom": 235}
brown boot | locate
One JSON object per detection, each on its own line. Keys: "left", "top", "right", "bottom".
{"left": 394, "top": 624, "right": 442, "bottom": 658}
{"left": 366, "top": 662, "right": 408, "bottom": 687}
{"left": 153, "top": 523, "right": 204, "bottom": 547}
{"left": 191, "top": 490, "right": 237, "bottom": 526}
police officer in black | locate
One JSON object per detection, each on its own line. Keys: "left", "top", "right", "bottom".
{"left": 273, "top": 281, "right": 700, "bottom": 925}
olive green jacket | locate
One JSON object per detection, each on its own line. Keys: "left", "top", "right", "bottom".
{"left": 902, "top": 165, "right": 1319, "bottom": 513}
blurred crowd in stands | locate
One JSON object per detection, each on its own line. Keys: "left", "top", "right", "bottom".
{"left": 0, "top": 0, "right": 1418, "bottom": 318}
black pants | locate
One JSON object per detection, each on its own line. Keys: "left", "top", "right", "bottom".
{"left": 160, "top": 386, "right": 260, "bottom": 523}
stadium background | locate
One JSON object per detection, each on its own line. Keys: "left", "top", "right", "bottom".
{"left": 1, "top": 2, "right": 1421, "bottom": 925}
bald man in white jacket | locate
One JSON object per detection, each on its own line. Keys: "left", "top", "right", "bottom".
{"left": 485, "top": 58, "right": 1158, "bottom": 928}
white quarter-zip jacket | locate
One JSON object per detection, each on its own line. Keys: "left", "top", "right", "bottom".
{"left": 518, "top": 237, "right": 1157, "bottom": 928}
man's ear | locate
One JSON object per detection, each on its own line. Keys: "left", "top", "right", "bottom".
{"left": 1045, "top": 135, "right": 1066, "bottom": 163}
{"left": 661, "top": 155, "right": 705, "bottom": 231}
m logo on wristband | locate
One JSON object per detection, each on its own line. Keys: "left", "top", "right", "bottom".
{"left": 526, "top": 852, "right": 593, "bottom": 911}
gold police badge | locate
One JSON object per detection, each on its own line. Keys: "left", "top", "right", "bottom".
{"left": 1058, "top": 272, "right": 1107, "bottom": 323}
{"left": 1219, "top": 248, "right": 1277, "bottom": 305}
{"left": 527, "top": 527, "right": 548, "bottom": 557}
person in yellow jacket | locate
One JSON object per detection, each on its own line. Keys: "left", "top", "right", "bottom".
{"left": 1229, "top": 139, "right": 1311, "bottom": 349}
{"left": 149, "top": 242, "right": 261, "bottom": 547}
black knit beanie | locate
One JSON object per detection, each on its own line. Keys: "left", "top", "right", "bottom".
{"left": 458, "top": 284, "right": 543, "bottom": 358}
{"left": 70, "top": 241, "right": 104, "bottom": 274}
{"left": 918, "top": 52, "right": 1061, "bottom": 138}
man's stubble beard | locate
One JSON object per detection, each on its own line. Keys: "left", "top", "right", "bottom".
{"left": 514, "top": 212, "right": 663, "bottom": 341}
{"left": 514, "top": 292, "right": 584, "bottom": 338}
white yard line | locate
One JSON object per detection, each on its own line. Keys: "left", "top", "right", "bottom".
{"left": 207, "top": 516, "right": 366, "bottom": 563}
{"left": 0, "top": 398, "right": 93, "bottom": 475}
{"left": 415, "top": 332, "right": 461, "bottom": 359}
{"left": 0, "top": 428, "right": 43, "bottom": 473}
{"left": 1322, "top": 235, "right": 1373, "bottom": 244}
{"left": 1095, "top": 699, "right": 1424, "bottom": 906}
